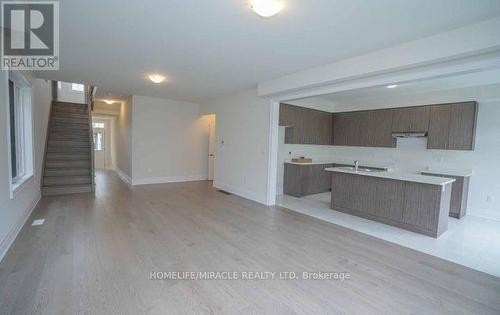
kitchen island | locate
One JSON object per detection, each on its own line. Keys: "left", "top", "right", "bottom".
{"left": 325, "top": 167, "right": 455, "bottom": 237}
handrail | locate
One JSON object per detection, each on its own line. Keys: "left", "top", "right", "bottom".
{"left": 86, "top": 85, "right": 96, "bottom": 193}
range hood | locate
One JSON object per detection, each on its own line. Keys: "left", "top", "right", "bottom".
{"left": 392, "top": 132, "right": 428, "bottom": 138}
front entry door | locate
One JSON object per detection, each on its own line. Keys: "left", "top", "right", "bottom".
{"left": 93, "top": 128, "right": 105, "bottom": 169}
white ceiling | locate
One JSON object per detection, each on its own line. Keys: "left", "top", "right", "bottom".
{"left": 36, "top": 0, "right": 500, "bottom": 102}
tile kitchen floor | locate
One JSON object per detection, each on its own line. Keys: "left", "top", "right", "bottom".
{"left": 276, "top": 193, "right": 500, "bottom": 278}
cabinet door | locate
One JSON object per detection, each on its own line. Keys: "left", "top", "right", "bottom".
{"left": 353, "top": 175, "right": 378, "bottom": 214}
{"left": 448, "top": 102, "right": 477, "bottom": 150}
{"left": 331, "top": 172, "right": 377, "bottom": 213}
{"left": 331, "top": 172, "right": 352, "bottom": 209}
{"left": 332, "top": 113, "right": 351, "bottom": 146}
{"left": 392, "top": 106, "right": 430, "bottom": 132}
{"left": 302, "top": 164, "right": 333, "bottom": 195}
{"left": 371, "top": 109, "right": 394, "bottom": 147}
{"left": 402, "top": 182, "right": 441, "bottom": 231}
{"left": 427, "top": 104, "right": 451, "bottom": 149}
{"left": 351, "top": 111, "right": 372, "bottom": 147}
{"left": 283, "top": 163, "right": 302, "bottom": 197}
{"left": 279, "top": 104, "right": 295, "bottom": 126}
{"left": 311, "top": 110, "right": 333, "bottom": 145}
{"left": 374, "top": 178, "right": 405, "bottom": 221}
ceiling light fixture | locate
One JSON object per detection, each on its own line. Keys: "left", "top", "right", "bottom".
{"left": 103, "top": 99, "right": 115, "bottom": 104}
{"left": 149, "top": 74, "right": 166, "bottom": 84}
{"left": 250, "top": 0, "right": 284, "bottom": 17}
{"left": 387, "top": 84, "right": 399, "bottom": 89}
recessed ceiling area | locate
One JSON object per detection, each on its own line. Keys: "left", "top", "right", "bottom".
{"left": 286, "top": 68, "right": 500, "bottom": 112}
{"left": 35, "top": 0, "right": 500, "bottom": 102}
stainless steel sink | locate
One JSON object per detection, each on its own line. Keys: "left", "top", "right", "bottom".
{"left": 339, "top": 166, "right": 386, "bottom": 173}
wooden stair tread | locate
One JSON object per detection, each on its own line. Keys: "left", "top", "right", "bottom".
{"left": 42, "top": 100, "right": 94, "bottom": 196}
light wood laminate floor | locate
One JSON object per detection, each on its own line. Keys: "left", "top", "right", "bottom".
{"left": 0, "top": 171, "right": 499, "bottom": 314}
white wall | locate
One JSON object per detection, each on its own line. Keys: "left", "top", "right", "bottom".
{"left": 201, "top": 88, "right": 271, "bottom": 204}
{"left": 57, "top": 81, "right": 85, "bottom": 104}
{"left": 115, "top": 96, "right": 132, "bottom": 181}
{"left": 93, "top": 100, "right": 121, "bottom": 115}
{"left": 0, "top": 71, "right": 52, "bottom": 261}
{"left": 130, "top": 95, "right": 209, "bottom": 185}
{"left": 277, "top": 84, "right": 500, "bottom": 220}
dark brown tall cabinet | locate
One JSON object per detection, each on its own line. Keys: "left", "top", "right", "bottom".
{"left": 427, "top": 102, "right": 477, "bottom": 150}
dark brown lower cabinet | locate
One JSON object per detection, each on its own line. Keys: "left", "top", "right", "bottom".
{"left": 283, "top": 163, "right": 333, "bottom": 197}
{"left": 421, "top": 172, "right": 470, "bottom": 219}
{"left": 330, "top": 172, "right": 451, "bottom": 237}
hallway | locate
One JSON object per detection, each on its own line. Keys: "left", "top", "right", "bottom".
{"left": 0, "top": 171, "right": 499, "bottom": 314}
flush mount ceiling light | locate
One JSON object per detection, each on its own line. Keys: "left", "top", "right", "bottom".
{"left": 387, "top": 84, "right": 399, "bottom": 89}
{"left": 250, "top": 0, "right": 284, "bottom": 17}
{"left": 103, "top": 99, "right": 115, "bottom": 104}
{"left": 148, "top": 74, "right": 166, "bottom": 84}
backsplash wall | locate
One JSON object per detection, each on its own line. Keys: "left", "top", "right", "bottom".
{"left": 277, "top": 100, "right": 500, "bottom": 221}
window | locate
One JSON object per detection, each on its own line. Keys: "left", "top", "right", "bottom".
{"left": 71, "top": 83, "right": 84, "bottom": 91}
{"left": 92, "top": 122, "right": 105, "bottom": 128}
{"left": 93, "top": 131, "right": 103, "bottom": 151}
{"left": 7, "top": 71, "right": 34, "bottom": 196}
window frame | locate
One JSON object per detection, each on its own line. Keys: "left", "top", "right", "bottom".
{"left": 71, "top": 83, "right": 84, "bottom": 92}
{"left": 5, "top": 70, "right": 35, "bottom": 199}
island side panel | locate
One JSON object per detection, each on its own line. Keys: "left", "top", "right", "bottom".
{"left": 436, "top": 183, "right": 452, "bottom": 237}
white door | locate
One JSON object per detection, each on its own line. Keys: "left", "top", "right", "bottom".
{"left": 93, "top": 128, "right": 105, "bottom": 169}
{"left": 208, "top": 115, "right": 216, "bottom": 180}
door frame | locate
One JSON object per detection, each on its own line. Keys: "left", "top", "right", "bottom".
{"left": 93, "top": 127, "right": 106, "bottom": 169}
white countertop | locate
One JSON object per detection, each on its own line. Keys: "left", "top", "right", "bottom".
{"left": 421, "top": 168, "right": 473, "bottom": 177}
{"left": 325, "top": 167, "right": 455, "bottom": 186}
{"left": 286, "top": 158, "right": 393, "bottom": 170}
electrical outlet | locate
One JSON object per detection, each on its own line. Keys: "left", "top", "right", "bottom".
{"left": 32, "top": 219, "right": 45, "bottom": 226}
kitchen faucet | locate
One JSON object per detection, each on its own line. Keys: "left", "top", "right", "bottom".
{"left": 354, "top": 160, "right": 359, "bottom": 172}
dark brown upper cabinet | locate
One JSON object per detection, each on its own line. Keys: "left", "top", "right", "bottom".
{"left": 427, "top": 102, "right": 477, "bottom": 150}
{"left": 282, "top": 102, "right": 477, "bottom": 151}
{"left": 279, "top": 103, "right": 332, "bottom": 145}
{"left": 448, "top": 102, "right": 477, "bottom": 150}
{"left": 332, "top": 112, "right": 350, "bottom": 146}
{"left": 333, "top": 109, "right": 394, "bottom": 147}
{"left": 428, "top": 104, "right": 451, "bottom": 149}
{"left": 370, "top": 109, "right": 395, "bottom": 147}
{"left": 392, "top": 106, "right": 430, "bottom": 133}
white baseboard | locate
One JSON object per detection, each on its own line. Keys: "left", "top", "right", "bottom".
{"left": 213, "top": 181, "right": 267, "bottom": 205}
{"left": 0, "top": 193, "right": 41, "bottom": 263}
{"left": 115, "top": 168, "right": 132, "bottom": 186}
{"left": 132, "top": 174, "right": 208, "bottom": 186}
{"left": 468, "top": 207, "right": 500, "bottom": 222}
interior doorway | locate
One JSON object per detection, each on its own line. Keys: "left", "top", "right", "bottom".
{"left": 93, "top": 127, "right": 105, "bottom": 169}
{"left": 207, "top": 114, "right": 216, "bottom": 181}
{"left": 92, "top": 116, "right": 117, "bottom": 172}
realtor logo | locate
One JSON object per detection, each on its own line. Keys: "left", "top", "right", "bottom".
{"left": 1, "top": 1, "right": 59, "bottom": 70}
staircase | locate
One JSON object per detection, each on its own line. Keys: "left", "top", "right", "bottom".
{"left": 41, "top": 101, "right": 94, "bottom": 196}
